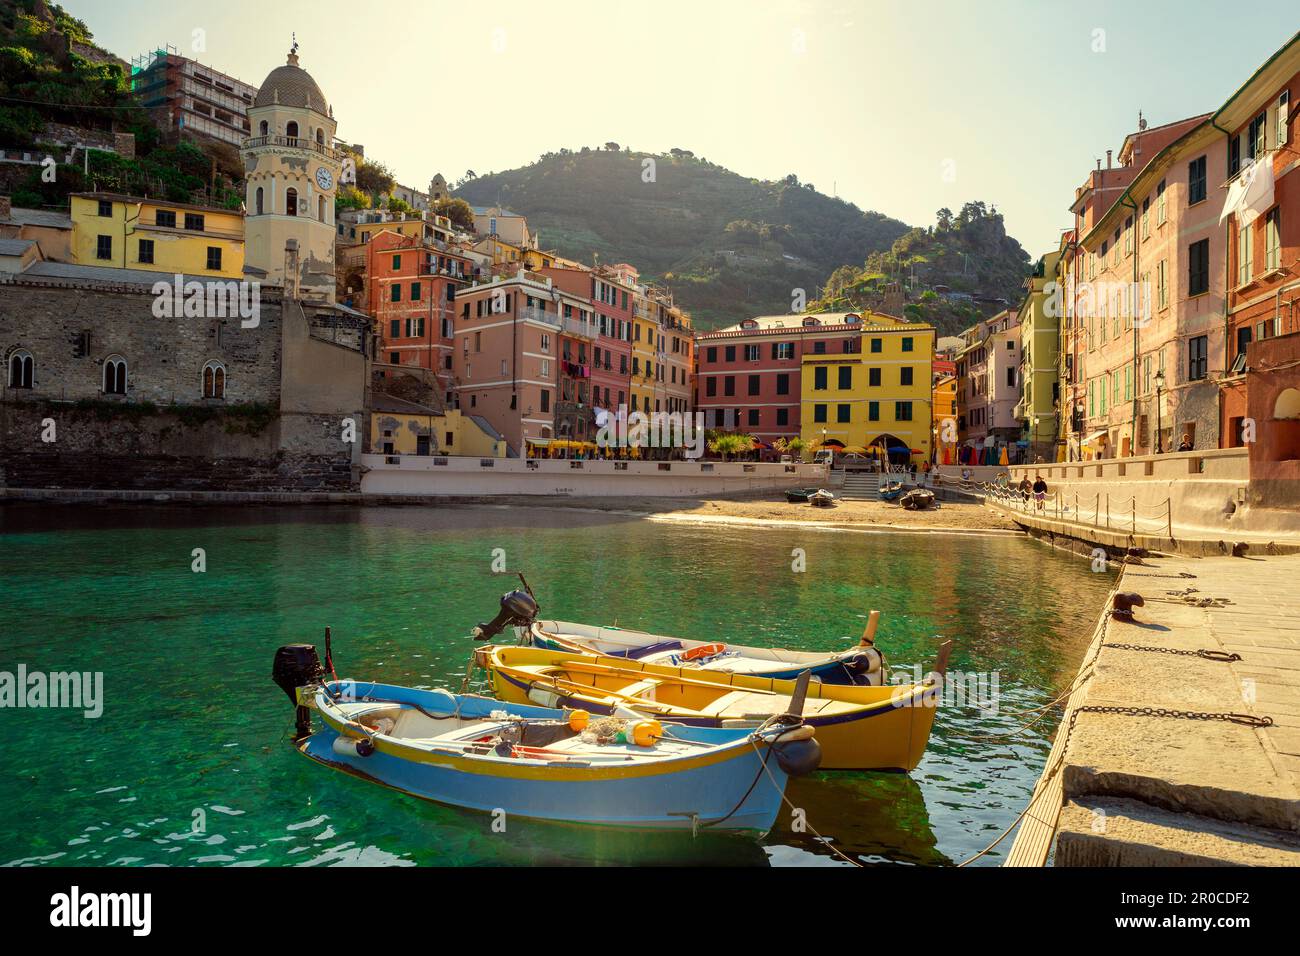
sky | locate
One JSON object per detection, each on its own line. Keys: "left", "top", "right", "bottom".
{"left": 64, "top": 0, "right": 1300, "bottom": 257}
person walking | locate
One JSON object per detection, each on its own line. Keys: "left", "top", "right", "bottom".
{"left": 1032, "top": 473, "right": 1048, "bottom": 511}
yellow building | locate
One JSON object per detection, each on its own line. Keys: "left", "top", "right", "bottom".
{"left": 371, "top": 394, "right": 506, "bottom": 457}
{"left": 933, "top": 373, "right": 958, "bottom": 463}
{"left": 471, "top": 235, "right": 555, "bottom": 272}
{"left": 630, "top": 288, "right": 659, "bottom": 416}
{"left": 801, "top": 319, "right": 935, "bottom": 464}
{"left": 70, "top": 193, "right": 244, "bottom": 278}
{"left": 1017, "top": 250, "right": 1062, "bottom": 461}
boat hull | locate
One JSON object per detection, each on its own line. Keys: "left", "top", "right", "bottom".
{"left": 488, "top": 649, "right": 937, "bottom": 772}
{"left": 301, "top": 683, "right": 789, "bottom": 834}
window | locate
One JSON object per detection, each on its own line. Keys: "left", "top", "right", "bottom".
{"left": 1188, "top": 335, "right": 1209, "bottom": 381}
{"left": 286, "top": 121, "right": 299, "bottom": 139}
{"left": 901, "top": 337, "right": 913, "bottom": 352}
{"left": 7, "top": 349, "right": 33, "bottom": 389}
{"left": 96, "top": 235, "right": 112, "bottom": 260}
{"left": 390, "top": 284, "right": 401, "bottom": 303}
{"left": 1006, "top": 366, "right": 1015, "bottom": 387}
{"left": 895, "top": 401, "right": 913, "bottom": 421}
{"left": 286, "top": 188, "right": 298, "bottom": 216}
{"left": 1265, "top": 207, "right": 1281, "bottom": 272}
{"left": 1188, "top": 156, "right": 1207, "bottom": 205}
{"left": 202, "top": 360, "right": 225, "bottom": 399}
{"left": 836, "top": 404, "right": 851, "bottom": 423}
{"left": 1278, "top": 90, "right": 1291, "bottom": 148}
{"left": 1156, "top": 180, "right": 1167, "bottom": 224}
{"left": 97, "top": 199, "right": 112, "bottom": 217}
{"left": 745, "top": 344, "right": 760, "bottom": 361}
{"left": 259, "top": 119, "right": 268, "bottom": 136}
{"left": 774, "top": 342, "right": 793, "bottom": 360}
{"left": 1141, "top": 197, "right": 1150, "bottom": 238}
{"left": 838, "top": 366, "right": 852, "bottom": 389}
{"left": 868, "top": 367, "right": 881, "bottom": 387}
{"left": 1235, "top": 325, "right": 1253, "bottom": 365}
{"left": 540, "top": 390, "right": 550, "bottom": 413}
{"left": 775, "top": 373, "right": 789, "bottom": 395}
{"left": 813, "top": 341, "right": 826, "bottom": 355}
{"left": 1188, "top": 239, "right": 1210, "bottom": 296}
{"left": 103, "top": 355, "right": 127, "bottom": 395}
{"left": 156, "top": 210, "right": 176, "bottom": 228}
{"left": 1238, "top": 221, "right": 1253, "bottom": 286}
{"left": 748, "top": 409, "right": 760, "bottom": 426}
{"left": 206, "top": 247, "right": 222, "bottom": 271}
{"left": 1157, "top": 259, "right": 1168, "bottom": 309}
{"left": 724, "top": 346, "right": 736, "bottom": 362}
{"left": 410, "top": 282, "right": 421, "bottom": 301}
{"left": 724, "top": 376, "right": 735, "bottom": 396}
{"left": 185, "top": 213, "right": 205, "bottom": 232}
{"left": 255, "top": 187, "right": 264, "bottom": 215}
{"left": 748, "top": 374, "right": 760, "bottom": 396}
{"left": 900, "top": 366, "right": 913, "bottom": 386}
{"left": 390, "top": 351, "right": 400, "bottom": 364}
{"left": 776, "top": 408, "right": 789, "bottom": 426}
{"left": 1248, "top": 111, "right": 1266, "bottom": 160}
{"left": 138, "top": 239, "right": 154, "bottom": 264}
{"left": 706, "top": 347, "right": 717, "bottom": 363}
{"left": 868, "top": 401, "right": 879, "bottom": 422}
{"left": 390, "top": 319, "right": 400, "bottom": 338}
{"left": 706, "top": 377, "right": 717, "bottom": 397}
{"left": 813, "top": 367, "right": 828, "bottom": 390}
{"left": 813, "top": 404, "right": 827, "bottom": 423}
{"left": 870, "top": 338, "right": 882, "bottom": 353}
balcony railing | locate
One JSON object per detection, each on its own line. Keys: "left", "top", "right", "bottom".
{"left": 241, "top": 134, "right": 341, "bottom": 160}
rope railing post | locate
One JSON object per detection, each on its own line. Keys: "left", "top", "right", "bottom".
{"left": 1166, "top": 498, "right": 1173, "bottom": 538}
{"left": 1095, "top": 493, "right": 1100, "bottom": 528}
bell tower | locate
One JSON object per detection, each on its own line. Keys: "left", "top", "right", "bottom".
{"left": 242, "top": 40, "right": 341, "bottom": 301}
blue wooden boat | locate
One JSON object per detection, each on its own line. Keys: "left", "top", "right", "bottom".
{"left": 879, "top": 481, "right": 905, "bottom": 501}
{"left": 272, "top": 646, "right": 820, "bottom": 835}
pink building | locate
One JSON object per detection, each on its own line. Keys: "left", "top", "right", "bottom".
{"left": 452, "top": 273, "right": 590, "bottom": 453}
{"left": 694, "top": 314, "right": 864, "bottom": 439}
{"left": 956, "top": 310, "right": 1020, "bottom": 455}
{"left": 1077, "top": 116, "right": 1225, "bottom": 457}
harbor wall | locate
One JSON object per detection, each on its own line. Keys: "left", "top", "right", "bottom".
{"left": 359, "top": 454, "right": 828, "bottom": 497}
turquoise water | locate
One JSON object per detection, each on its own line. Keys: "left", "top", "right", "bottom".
{"left": 0, "top": 503, "right": 1115, "bottom": 866}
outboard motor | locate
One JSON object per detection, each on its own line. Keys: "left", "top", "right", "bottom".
{"left": 472, "top": 590, "right": 540, "bottom": 642}
{"left": 272, "top": 643, "right": 325, "bottom": 739}
{"left": 772, "top": 728, "right": 822, "bottom": 777}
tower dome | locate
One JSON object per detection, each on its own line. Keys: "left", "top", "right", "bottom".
{"left": 253, "top": 49, "right": 330, "bottom": 115}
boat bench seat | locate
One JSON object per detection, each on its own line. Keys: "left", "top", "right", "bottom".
{"left": 614, "top": 679, "right": 660, "bottom": 702}
{"left": 700, "top": 690, "right": 781, "bottom": 718}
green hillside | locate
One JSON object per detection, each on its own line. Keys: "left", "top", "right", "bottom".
{"left": 453, "top": 147, "right": 911, "bottom": 329}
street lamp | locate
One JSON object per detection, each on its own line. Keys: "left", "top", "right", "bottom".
{"left": 1154, "top": 369, "right": 1166, "bottom": 454}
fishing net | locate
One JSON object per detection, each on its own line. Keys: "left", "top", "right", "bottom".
{"left": 580, "top": 716, "right": 626, "bottom": 745}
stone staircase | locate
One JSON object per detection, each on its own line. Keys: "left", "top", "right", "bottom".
{"left": 839, "top": 471, "right": 881, "bottom": 501}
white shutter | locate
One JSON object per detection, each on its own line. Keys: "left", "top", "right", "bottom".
{"left": 1278, "top": 90, "right": 1291, "bottom": 148}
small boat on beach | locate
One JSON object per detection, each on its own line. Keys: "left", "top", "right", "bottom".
{"left": 271, "top": 645, "right": 821, "bottom": 835}
{"left": 528, "top": 617, "right": 887, "bottom": 686}
{"left": 785, "top": 487, "right": 832, "bottom": 504}
{"left": 879, "top": 481, "right": 905, "bottom": 501}
{"left": 808, "top": 489, "right": 835, "bottom": 507}
{"left": 900, "top": 488, "right": 936, "bottom": 510}
{"left": 481, "top": 642, "right": 948, "bottom": 771}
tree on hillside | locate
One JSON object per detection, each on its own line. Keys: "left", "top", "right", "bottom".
{"left": 433, "top": 197, "right": 474, "bottom": 231}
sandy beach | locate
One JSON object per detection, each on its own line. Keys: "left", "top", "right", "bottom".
{"left": 521, "top": 492, "right": 1021, "bottom": 534}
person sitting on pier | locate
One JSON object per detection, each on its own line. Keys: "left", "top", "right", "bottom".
{"left": 1032, "top": 474, "right": 1048, "bottom": 510}
{"left": 1178, "top": 433, "right": 1194, "bottom": 452}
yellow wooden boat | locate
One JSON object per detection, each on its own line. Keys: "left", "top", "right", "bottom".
{"left": 480, "top": 643, "right": 948, "bottom": 771}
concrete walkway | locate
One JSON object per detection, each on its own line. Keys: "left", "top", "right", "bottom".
{"left": 1008, "top": 552, "right": 1300, "bottom": 866}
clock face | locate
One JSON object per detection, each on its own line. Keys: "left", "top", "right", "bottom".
{"left": 315, "top": 166, "right": 334, "bottom": 191}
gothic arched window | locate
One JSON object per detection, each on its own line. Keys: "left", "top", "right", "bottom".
{"left": 286, "top": 120, "right": 299, "bottom": 139}
{"left": 8, "top": 349, "right": 33, "bottom": 389}
{"left": 103, "top": 355, "right": 127, "bottom": 395}
{"left": 202, "top": 360, "right": 226, "bottom": 399}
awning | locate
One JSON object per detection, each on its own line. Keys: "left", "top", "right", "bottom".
{"left": 819, "top": 439, "right": 846, "bottom": 448}
{"left": 1082, "top": 430, "right": 1108, "bottom": 444}
{"left": 1220, "top": 157, "right": 1275, "bottom": 228}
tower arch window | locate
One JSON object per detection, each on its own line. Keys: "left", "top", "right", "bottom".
{"left": 286, "top": 120, "right": 299, "bottom": 139}
{"left": 103, "top": 355, "right": 127, "bottom": 395}
{"left": 8, "top": 349, "right": 33, "bottom": 389}
{"left": 202, "top": 360, "right": 226, "bottom": 399}
{"left": 318, "top": 195, "right": 326, "bottom": 221}
{"left": 255, "top": 186, "right": 264, "bottom": 215}
{"left": 315, "top": 128, "right": 324, "bottom": 145}
{"left": 259, "top": 120, "right": 268, "bottom": 136}
{"left": 286, "top": 188, "right": 298, "bottom": 216}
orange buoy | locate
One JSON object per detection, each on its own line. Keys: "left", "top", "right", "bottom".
{"left": 631, "top": 719, "right": 662, "bottom": 747}
{"left": 568, "top": 709, "right": 590, "bottom": 732}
